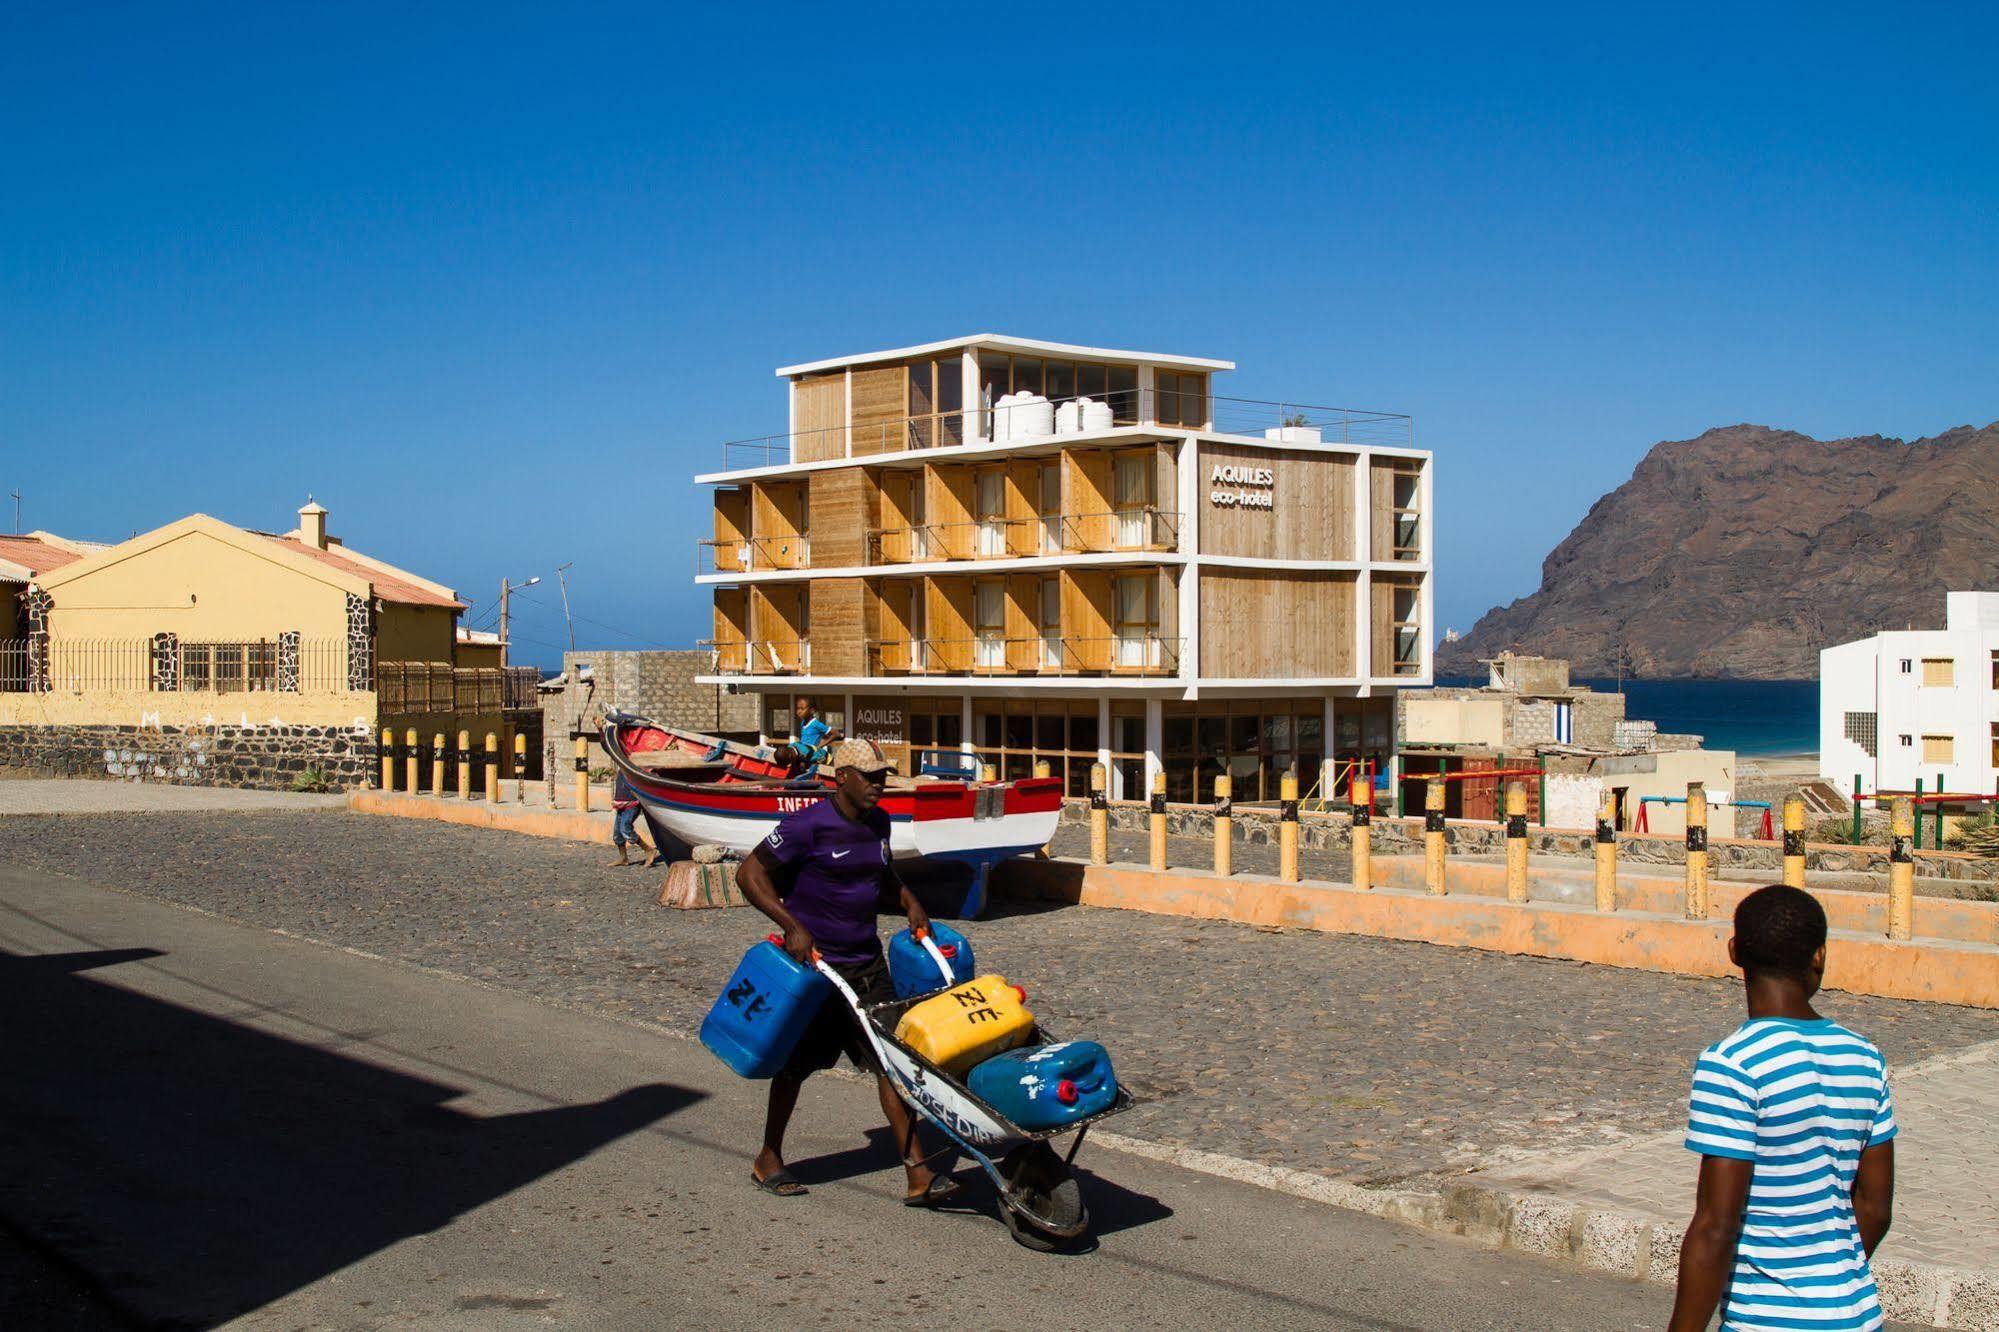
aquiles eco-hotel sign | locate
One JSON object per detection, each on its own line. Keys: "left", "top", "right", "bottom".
{"left": 1209, "top": 463, "right": 1274, "bottom": 509}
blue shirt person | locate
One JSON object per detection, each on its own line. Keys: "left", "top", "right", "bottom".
{"left": 788, "top": 695, "right": 841, "bottom": 772}
{"left": 1669, "top": 885, "right": 1896, "bottom": 1332}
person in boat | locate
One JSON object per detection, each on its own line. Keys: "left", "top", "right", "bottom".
{"left": 735, "top": 737, "right": 961, "bottom": 1207}
{"left": 786, "top": 695, "right": 842, "bottom": 775}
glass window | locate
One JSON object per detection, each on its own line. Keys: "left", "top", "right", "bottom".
{"left": 935, "top": 358, "right": 962, "bottom": 412}
{"left": 1107, "top": 366, "right": 1138, "bottom": 424}
{"left": 907, "top": 360, "right": 934, "bottom": 417}
{"left": 935, "top": 709, "right": 963, "bottom": 747}
{"left": 1036, "top": 710, "right": 1065, "bottom": 749}
{"left": 1069, "top": 711, "right": 1099, "bottom": 754}
{"left": 1013, "top": 358, "right": 1042, "bottom": 397}
{"left": 977, "top": 710, "right": 1003, "bottom": 749}
{"left": 1045, "top": 360, "right": 1075, "bottom": 403}
{"left": 1115, "top": 715, "right": 1145, "bottom": 754}
{"left": 1230, "top": 714, "right": 1257, "bottom": 752}
{"left": 1005, "top": 710, "right": 1034, "bottom": 751}
{"left": 1078, "top": 363, "right": 1107, "bottom": 403}
{"left": 910, "top": 712, "right": 935, "bottom": 745}
{"left": 978, "top": 351, "right": 1010, "bottom": 435}
{"left": 1164, "top": 715, "right": 1195, "bottom": 755}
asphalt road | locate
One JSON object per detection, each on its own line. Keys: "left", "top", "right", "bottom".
{"left": 0, "top": 863, "right": 1679, "bottom": 1330}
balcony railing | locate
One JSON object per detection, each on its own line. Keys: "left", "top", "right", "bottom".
{"left": 864, "top": 635, "right": 1181, "bottom": 678}
{"left": 716, "top": 389, "right": 1412, "bottom": 469}
{"left": 695, "top": 533, "right": 811, "bottom": 576}
{"left": 699, "top": 639, "right": 811, "bottom": 675}
{"left": 864, "top": 509, "right": 1180, "bottom": 565}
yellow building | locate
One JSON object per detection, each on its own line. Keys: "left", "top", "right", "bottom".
{"left": 0, "top": 502, "right": 535, "bottom": 788}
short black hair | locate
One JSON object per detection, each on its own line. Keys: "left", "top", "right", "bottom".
{"left": 1733, "top": 884, "right": 1828, "bottom": 979}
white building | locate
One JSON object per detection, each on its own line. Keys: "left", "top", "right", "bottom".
{"left": 1820, "top": 592, "right": 1999, "bottom": 797}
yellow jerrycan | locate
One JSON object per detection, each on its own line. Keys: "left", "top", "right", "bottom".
{"left": 892, "top": 974, "right": 1035, "bottom": 1078}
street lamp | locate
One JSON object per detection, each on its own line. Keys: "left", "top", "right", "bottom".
{"left": 499, "top": 575, "right": 542, "bottom": 659}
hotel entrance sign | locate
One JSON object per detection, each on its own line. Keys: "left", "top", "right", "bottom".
{"left": 1209, "top": 463, "right": 1274, "bottom": 510}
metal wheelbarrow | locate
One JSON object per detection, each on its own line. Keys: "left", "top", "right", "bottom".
{"left": 815, "top": 941, "right": 1133, "bottom": 1251}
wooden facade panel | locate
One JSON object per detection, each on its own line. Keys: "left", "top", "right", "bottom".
{"left": 925, "top": 465, "right": 974, "bottom": 561}
{"left": 712, "top": 587, "right": 748, "bottom": 674}
{"left": 870, "top": 578, "right": 917, "bottom": 672}
{"left": 807, "top": 467, "right": 870, "bottom": 568}
{"left": 1370, "top": 457, "right": 1422, "bottom": 561}
{"left": 712, "top": 489, "right": 750, "bottom": 571}
{"left": 1198, "top": 443, "right": 1354, "bottom": 561}
{"left": 925, "top": 577, "right": 973, "bottom": 672}
{"left": 1199, "top": 569, "right": 1354, "bottom": 678}
{"left": 1062, "top": 569, "right": 1113, "bottom": 670}
{"left": 850, "top": 366, "right": 906, "bottom": 456}
{"left": 1062, "top": 450, "right": 1114, "bottom": 551}
{"left": 750, "top": 482, "right": 808, "bottom": 568}
{"left": 792, "top": 373, "right": 846, "bottom": 463}
{"left": 1371, "top": 574, "right": 1422, "bottom": 678}
{"left": 809, "top": 578, "right": 866, "bottom": 677}
{"left": 749, "top": 585, "right": 806, "bottom": 673}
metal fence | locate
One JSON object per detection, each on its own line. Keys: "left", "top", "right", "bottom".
{"left": 0, "top": 637, "right": 350, "bottom": 694}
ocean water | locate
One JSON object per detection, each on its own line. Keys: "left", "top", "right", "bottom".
{"left": 1441, "top": 678, "right": 1819, "bottom": 757}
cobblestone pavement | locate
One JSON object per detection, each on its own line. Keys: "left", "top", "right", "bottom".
{"left": 5, "top": 811, "right": 1997, "bottom": 1191}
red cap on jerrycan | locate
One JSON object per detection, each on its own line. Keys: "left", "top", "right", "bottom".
{"left": 1010, "top": 984, "right": 1027, "bottom": 1002}
{"left": 914, "top": 926, "right": 956, "bottom": 958}
{"left": 1056, "top": 1079, "right": 1080, "bottom": 1105}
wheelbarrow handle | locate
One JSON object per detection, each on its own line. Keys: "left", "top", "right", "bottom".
{"left": 917, "top": 933, "right": 956, "bottom": 986}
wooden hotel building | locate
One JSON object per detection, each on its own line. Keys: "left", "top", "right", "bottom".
{"left": 696, "top": 335, "right": 1431, "bottom": 805}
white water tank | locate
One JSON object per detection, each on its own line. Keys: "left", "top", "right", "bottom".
{"left": 1009, "top": 393, "right": 1054, "bottom": 439}
{"left": 1078, "top": 397, "right": 1114, "bottom": 432}
{"left": 993, "top": 392, "right": 1021, "bottom": 441}
{"left": 1054, "top": 399, "right": 1083, "bottom": 434}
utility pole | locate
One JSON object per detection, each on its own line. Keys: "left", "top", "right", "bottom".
{"left": 10, "top": 489, "right": 18, "bottom": 534}
{"left": 555, "top": 563, "right": 576, "bottom": 654}
{"left": 498, "top": 575, "right": 542, "bottom": 666}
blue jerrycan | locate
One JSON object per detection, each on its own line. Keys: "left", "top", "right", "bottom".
{"left": 887, "top": 923, "right": 976, "bottom": 999}
{"left": 700, "top": 935, "right": 833, "bottom": 1078}
{"left": 967, "top": 1041, "right": 1119, "bottom": 1131}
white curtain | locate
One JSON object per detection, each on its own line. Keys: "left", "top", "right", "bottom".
{"left": 1115, "top": 575, "right": 1152, "bottom": 669}
{"left": 975, "top": 582, "right": 1005, "bottom": 669}
{"left": 1115, "top": 456, "right": 1148, "bottom": 547}
{"left": 977, "top": 472, "right": 1006, "bottom": 557}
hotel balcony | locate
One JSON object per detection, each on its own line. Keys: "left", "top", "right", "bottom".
{"left": 864, "top": 509, "right": 1178, "bottom": 565}
{"left": 863, "top": 634, "right": 1181, "bottom": 678}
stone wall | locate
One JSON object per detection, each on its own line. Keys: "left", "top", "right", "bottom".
{"left": 0, "top": 723, "right": 375, "bottom": 790}
{"left": 539, "top": 649, "right": 759, "bottom": 774}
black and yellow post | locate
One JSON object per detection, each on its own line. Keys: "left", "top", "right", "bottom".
{"left": 1594, "top": 795, "right": 1618, "bottom": 912}
{"left": 1088, "top": 763, "right": 1108, "bottom": 865}
{"left": 1683, "top": 781, "right": 1709, "bottom": 919}
{"left": 1279, "top": 771, "right": 1299, "bottom": 883}
{"left": 1782, "top": 796, "right": 1806, "bottom": 888}
{"left": 456, "top": 729, "right": 472, "bottom": 801}
{"left": 484, "top": 732, "right": 500, "bottom": 803}
{"left": 404, "top": 727, "right": 419, "bottom": 794}
{"left": 1148, "top": 772, "right": 1167, "bottom": 871}
{"left": 1213, "top": 774, "right": 1233, "bottom": 876}
{"left": 1423, "top": 779, "right": 1447, "bottom": 896}
{"left": 515, "top": 732, "right": 528, "bottom": 803}
{"left": 574, "top": 733, "right": 590, "bottom": 812}
{"left": 1504, "top": 781, "right": 1529, "bottom": 903}
{"left": 1888, "top": 796, "right": 1914, "bottom": 941}
{"left": 430, "top": 732, "right": 446, "bottom": 797}
{"left": 1349, "top": 771, "right": 1373, "bottom": 890}
{"left": 379, "top": 727, "right": 394, "bottom": 791}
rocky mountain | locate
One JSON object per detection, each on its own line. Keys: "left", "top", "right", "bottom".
{"left": 1437, "top": 421, "right": 1999, "bottom": 680}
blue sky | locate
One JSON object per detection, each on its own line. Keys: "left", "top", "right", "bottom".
{"left": 4, "top": 3, "right": 1993, "bottom": 668}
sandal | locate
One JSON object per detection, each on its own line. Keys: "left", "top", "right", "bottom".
{"left": 751, "top": 1168, "right": 808, "bottom": 1198}
{"left": 902, "top": 1174, "right": 964, "bottom": 1208}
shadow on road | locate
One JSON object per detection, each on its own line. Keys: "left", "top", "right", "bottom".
{"left": 0, "top": 946, "right": 703, "bottom": 1329}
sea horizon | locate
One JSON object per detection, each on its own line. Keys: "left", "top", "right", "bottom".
{"left": 1437, "top": 675, "right": 1818, "bottom": 759}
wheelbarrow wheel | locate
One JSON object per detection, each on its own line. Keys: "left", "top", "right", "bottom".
{"left": 998, "top": 1141, "right": 1088, "bottom": 1243}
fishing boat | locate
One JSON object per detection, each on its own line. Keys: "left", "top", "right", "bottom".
{"left": 598, "top": 711, "right": 1063, "bottom": 918}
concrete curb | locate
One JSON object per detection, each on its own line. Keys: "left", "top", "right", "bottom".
{"left": 1083, "top": 1131, "right": 1994, "bottom": 1329}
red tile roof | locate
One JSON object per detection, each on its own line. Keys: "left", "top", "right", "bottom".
{"left": 261, "top": 535, "right": 465, "bottom": 609}
{"left": 0, "top": 535, "right": 84, "bottom": 579}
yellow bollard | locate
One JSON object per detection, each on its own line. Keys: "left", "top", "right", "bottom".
{"left": 431, "top": 732, "right": 447, "bottom": 797}
{"left": 1149, "top": 771, "right": 1167, "bottom": 871}
{"left": 1423, "top": 778, "right": 1447, "bottom": 895}
{"left": 1684, "top": 781, "right": 1709, "bottom": 919}
{"left": 380, "top": 727, "right": 395, "bottom": 791}
{"left": 1349, "top": 770, "right": 1373, "bottom": 890}
{"left": 404, "top": 727, "right": 419, "bottom": 795}
{"left": 1279, "top": 772, "right": 1299, "bottom": 883}
{"left": 1504, "top": 781, "right": 1529, "bottom": 904}
{"left": 457, "top": 729, "right": 472, "bottom": 801}
{"left": 485, "top": 733, "right": 499, "bottom": 803}
{"left": 1088, "top": 764, "right": 1109, "bottom": 865}
{"left": 1034, "top": 759, "right": 1051, "bottom": 779}
{"left": 574, "top": 734, "right": 590, "bottom": 812}
{"left": 1888, "top": 797, "right": 1914, "bottom": 940}
{"left": 1594, "top": 795, "right": 1618, "bottom": 912}
{"left": 1213, "top": 774, "right": 1233, "bottom": 877}
{"left": 515, "top": 732, "right": 528, "bottom": 803}
{"left": 1782, "top": 796, "right": 1806, "bottom": 888}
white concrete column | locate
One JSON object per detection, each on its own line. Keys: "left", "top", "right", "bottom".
{"left": 1138, "top": 365, "right": 1157, "bottom": 426}
{"left": 1419, "top": 454, "right": 1435, "bottom": 684}
{"left": 1179, "top": 440, "right": 1200, "bottom": 682}
{"left": 1323, "top": 694, "right": 1339, "bottom": 800}
{"left": 841, "top": 691, "right": 854, "bottom": 739}
{"left": 1144, "top": 697, "right": 1164, "bottom": 792}
{"left": 1353, "top": 451, "right": 1373, "bottom": 682}
{"left": 963, "top": 348, "right": 982, "bottom": 444}
{"left": 960, "top": 694, "right": 975, "bottom": 757}
{"left": 1097, "top": 694, "right": 1113, "bottom": 795}
{"left": 843, "top": 369, "right": 853, "bottom": 459}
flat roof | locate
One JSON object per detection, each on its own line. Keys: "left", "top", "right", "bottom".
{"left": 774, "top": 334, "right": 1235, "bottom": 378}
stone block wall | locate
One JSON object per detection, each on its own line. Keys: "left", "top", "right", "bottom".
{"left": 0, "top": 723, "right": 375, "bottom": 790}
{"left": 539, "top": 649, "right": 759, "bottom": 774}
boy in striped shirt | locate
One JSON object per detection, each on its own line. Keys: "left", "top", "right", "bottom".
{"left": 1670, "top": 884, "right": 1896, "bottom": 1331}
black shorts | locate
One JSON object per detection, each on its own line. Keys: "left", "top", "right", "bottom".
{"left": 782, "top": 954, "right": 891, "bottom": 1078}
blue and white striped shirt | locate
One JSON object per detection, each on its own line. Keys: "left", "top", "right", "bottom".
{"left": 1685, "top": 1018, "right": 1897, "bottom": 1332}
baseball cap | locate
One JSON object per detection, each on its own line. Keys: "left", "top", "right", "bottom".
{"left": 830, "top": 737, "right": 893, "bottom": 773}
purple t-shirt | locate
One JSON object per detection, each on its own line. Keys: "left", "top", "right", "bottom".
{"left": 761, "top": 799, "right": 894, "bottom": 965}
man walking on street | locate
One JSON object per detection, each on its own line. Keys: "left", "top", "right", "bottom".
{"left": 1669, "top": 884, "right": 1896, "bottom": 1331}
{"left": 734, "top": 737, "right": 960, "bottom": 1207}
